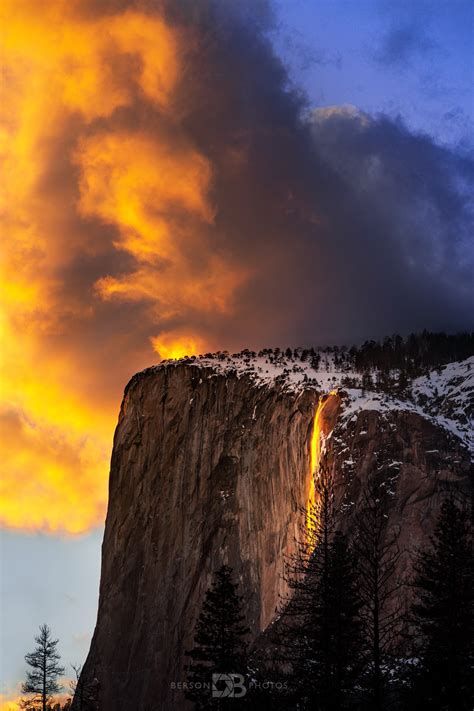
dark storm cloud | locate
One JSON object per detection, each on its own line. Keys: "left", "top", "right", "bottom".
{"left": 153, "top": 0, "right": 474, "bottom": 346}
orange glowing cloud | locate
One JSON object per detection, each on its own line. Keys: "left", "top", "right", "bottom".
{"left": 0, "top": 695, "right": 20, "bottom": 711}
{"left": 0, "top": 0, "right": 246, "bottom": 534}
{"left": 150, "top": 332, "right": 207, "bottom": 361}
{"left": 0, "top": 693, "right": 20, "bottom": 711}
{"left": 0, "top": 688, "right": 72, "bottom": 711}
{"left": 73, "top": 130, "right": 243, "bottom": 317}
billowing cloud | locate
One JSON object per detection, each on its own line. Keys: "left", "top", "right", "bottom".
{"left": 1, "top": 0, "right": 473, "bottom": 534}
{"left": 0, "top": 0, "right": 243, "bottom": 533}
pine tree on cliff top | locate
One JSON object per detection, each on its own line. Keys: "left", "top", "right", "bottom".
{"left": 408, "top": 497, "right": 474, "bottom": 710}
{"left": 21, "top": 624, "right": 65, "bottom": 711}
{"left": 185, "top": 565, "right": 249, "bottom": 709}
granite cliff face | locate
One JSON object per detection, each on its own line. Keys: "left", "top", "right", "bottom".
{"left": 331, "top": 406, "right": 472, "bottom": 564}
{"left": 79, "top": 352, "right": 473, "bottom": 710}
{"left": 81, "top": 365, "right": 319, "bottom": 710}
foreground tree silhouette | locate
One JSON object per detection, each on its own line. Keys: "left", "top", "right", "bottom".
{"left": 352, "top": 477, "right": 402, "bottom": 710}
{"left": 185, "top": 565, "right": 249, "bottom": 709}
{"left": 279, "top": 464, "right": 335, "bottom": 705}
{"left": 21, "top": 624, "right": 65, "bottom": 711}
{"left": 281, "top": 466, "right": 364, "bottom": 709}
{"left": 408, "top": 497, "right": 474, "bottom": 710}
{"left": 322, "top": 531, "right": 365, "bottom": 708}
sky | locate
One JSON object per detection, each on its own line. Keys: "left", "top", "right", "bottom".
{"left": 0, "top": 0, "right": 473, "bottom": 704}
{"left": 274, "top": 0, "right": 474, "bottom": 147}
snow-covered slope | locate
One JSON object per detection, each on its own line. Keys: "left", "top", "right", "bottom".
{"left": 412, "top": 359, "right": 473, "bottom": 446}
{"left": 152, "top": 351, "right": 473, "bottom": 456}
{"left": 340, "top": 359, "right": 473, "bottom": 455}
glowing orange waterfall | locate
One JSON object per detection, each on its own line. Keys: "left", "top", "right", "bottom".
{"left": 306, "top": 391, "right": 337, "bottom": 540}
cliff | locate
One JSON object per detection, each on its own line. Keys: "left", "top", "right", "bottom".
{"left": 78, "top": 352, "right": 473, "bottom": 710}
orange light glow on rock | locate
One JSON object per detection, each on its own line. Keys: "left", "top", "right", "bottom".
{"left": 306, "top": 391, "right": 338, "bottom": 541}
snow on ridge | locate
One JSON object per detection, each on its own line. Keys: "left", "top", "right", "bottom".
{"left": 153, "top": 352, "right": 473, "bottom": 456}
{"left": 159, "top": 349, "right": 348, "bottom": 390}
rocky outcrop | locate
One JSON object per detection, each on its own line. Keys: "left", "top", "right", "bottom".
{"left": 331, "top": 405, "right": 472, "bottom": 572}
{"left": 80, "top": 364, "right": 319, "bottom": 710}
{"left": 78, "top": 356, "right": 472, "bottom": 710}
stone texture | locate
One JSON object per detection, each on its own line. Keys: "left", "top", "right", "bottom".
{"left": 78, "top": 364, "right": 472, "bottom": 710}
{"left": 80, "top": 364, "right": 318, "bottom": 710}
{"left": 331, "top": 405, "right": 472, "bottom": 581}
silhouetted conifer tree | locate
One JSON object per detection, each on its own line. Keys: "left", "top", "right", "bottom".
{"left": 21, "top": 624, "right": 65, "bottom": 711}
{"left": 352, "top": 478, "right": 402, "bottom": 710}
{"left": 281, "top": 466, "right": 364, "bottom": 709}
{"left": 322, "top": 531, "right": 365, "bottom": 708}
{"left": 407, "top": 497, "right": 474, "bottom": 710}
{"left": 280, "top": 464, "right": 334, "bottom": 705}
{"left": 186, "top": 565, "right": 249, "bottom": 709}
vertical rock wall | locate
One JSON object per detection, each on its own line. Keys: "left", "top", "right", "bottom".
{"left": 78, "top": 362, "right": 472, "bottom": 710}
{"left": 81, "top": 364, "right": 317, "bottom": 709}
